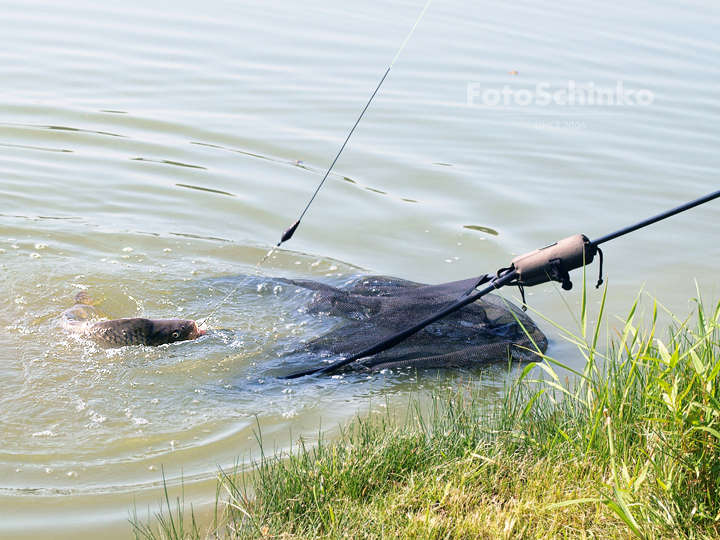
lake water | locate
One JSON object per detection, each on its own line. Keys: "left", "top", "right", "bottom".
{"left": 1, "top": 0, "right": 719, "bottom": 537}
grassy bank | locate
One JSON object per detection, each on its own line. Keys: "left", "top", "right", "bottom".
{"left": 133, "top": 288, "right": 720, "bottom": 539}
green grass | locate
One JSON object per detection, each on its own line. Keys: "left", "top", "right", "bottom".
{"left": 131, "top": 284, "right": 720, "bottom": 539}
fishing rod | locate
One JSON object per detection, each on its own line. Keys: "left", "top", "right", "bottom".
{"left": 278, "top": 0, "right": 434, "bottom": 247}
{"left": 591, "top": 187, "right": 720, "bottom": 246}
{"left": 280, "top": 188, "right": 720, "bottom": 379}
{"left": 200, "top": 0, "right": 433, "bottom": 328}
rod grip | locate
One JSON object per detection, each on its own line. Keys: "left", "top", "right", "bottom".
{"left": 510, "top": 234, "right": 596, "bottom": 289}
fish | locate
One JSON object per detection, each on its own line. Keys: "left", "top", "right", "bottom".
{"left": 61, "top": 291, "right": 204, "bottom": 347}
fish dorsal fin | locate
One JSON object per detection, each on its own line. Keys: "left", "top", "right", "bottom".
{"left": 74, "top": 291, "right": 94, "bottom": 306}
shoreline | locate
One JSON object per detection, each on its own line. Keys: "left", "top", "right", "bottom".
{"left": 133, "top": 291, "right": 720, "bottom": 539}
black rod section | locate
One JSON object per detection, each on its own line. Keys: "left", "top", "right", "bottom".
{"left": 279, "top": 67, "right": 392, "bottom": 247}
{"left": 273, "top": 0, "right": 433, "bottom": 248}
{"left": 591, "top": 188, "right": 720, "bottom": 247}
{"left": 279, "top": 270, "right": 518, "bottom": 379}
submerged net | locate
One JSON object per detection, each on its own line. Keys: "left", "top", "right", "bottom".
{"left": 281, "top": 275, "right": 547, "bottom": 373}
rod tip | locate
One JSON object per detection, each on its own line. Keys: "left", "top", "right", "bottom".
{"left": 280, "top": 220, "right": 301, "bottom": 244}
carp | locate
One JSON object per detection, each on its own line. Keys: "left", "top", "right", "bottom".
{"left": 61, "top": 291, "right": 204, "bottom": 347}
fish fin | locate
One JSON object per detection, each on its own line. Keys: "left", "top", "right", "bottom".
{"left": 74, "top": 291, "right": 94, "bottom": 306}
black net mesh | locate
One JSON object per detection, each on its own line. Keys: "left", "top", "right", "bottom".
{"left": 282, "top": 275, "right": 547, "bottom": 372}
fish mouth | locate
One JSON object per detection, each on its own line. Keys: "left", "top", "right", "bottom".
{"left": 191, "top": 321, "right": 205, "bottom": 339}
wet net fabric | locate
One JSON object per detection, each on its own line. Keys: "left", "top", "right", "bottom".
{"left": 282, "top": 275, "right": 547, "bottom": 372}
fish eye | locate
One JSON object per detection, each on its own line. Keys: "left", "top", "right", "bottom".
{"left": 172, "top": 331, "right": 180, "bottom": 339}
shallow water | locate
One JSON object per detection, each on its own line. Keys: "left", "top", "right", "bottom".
{"left": 2, "top": 0, "right": 720, "bottom": 537}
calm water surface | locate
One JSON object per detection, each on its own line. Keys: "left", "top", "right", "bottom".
{"left": 1, "top": 0, "right": 720, "bottom": 537}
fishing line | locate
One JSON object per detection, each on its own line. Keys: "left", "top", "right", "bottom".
{"left": 200, "top": 0, "right": 433, "bottom": 328}
{"left": 198, "top": 245, "right": 276, "bottom": 329}
{"left": 279, "top": 0, "right": 433, "bottom": 246}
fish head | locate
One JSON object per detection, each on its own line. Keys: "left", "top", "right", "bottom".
{"left": 149, "top": 319, "right": 205, "bottom": 345}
